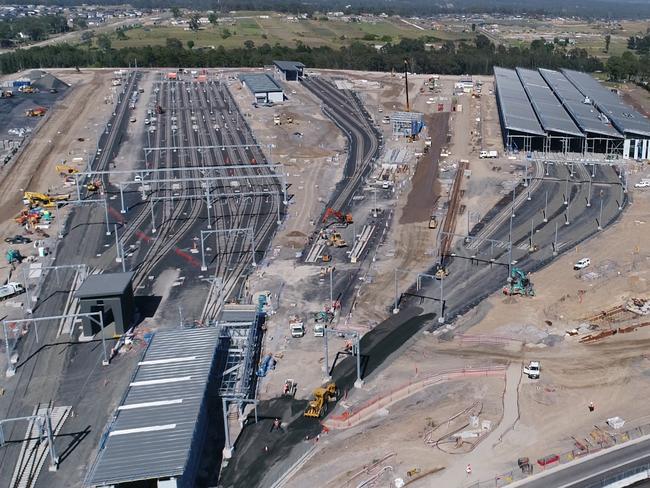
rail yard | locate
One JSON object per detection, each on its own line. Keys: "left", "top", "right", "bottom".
{"left": 0, "top": 63, "right": 648, "bottom": 488}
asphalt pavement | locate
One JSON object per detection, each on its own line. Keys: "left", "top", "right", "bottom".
{"left": 510, "top": 435, "right": 650, "bottom": 488}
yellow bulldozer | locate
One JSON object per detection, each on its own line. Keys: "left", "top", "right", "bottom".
{"left": 304, "top": 382, "right": 337, "bottom": 418}
{"left": 327, "top": 232, "right": 347, "bottom": 248}
{"left": 23, "top": 192, "right": 70, "bottom": 208}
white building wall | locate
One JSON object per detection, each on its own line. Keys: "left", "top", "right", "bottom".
{"left": 268, "top": 91, "right": 284, "bottom": 103}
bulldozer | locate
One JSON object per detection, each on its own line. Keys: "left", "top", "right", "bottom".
{"left": 434, "top": 263, "right": 449, "bottom": 279}
{"left": 86, "top": 180, "right": 101, "bottom": 192}
{"left": 323, "top": 208, "right": 353, "bottom": 228}
{"left": 23, "top": 192, "right": 70, "bottom": 208}
{"left": 304, "top": 382, "right": 337, "bottom": 418}
{"left": 503, "top": 267, "right": 535, "bottom": 297}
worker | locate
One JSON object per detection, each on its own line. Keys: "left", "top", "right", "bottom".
{"left": 271, "top": 418, "right": 281, "bottom": 432}
{"left": 588, "top": 401, "right": 595, "bottom": 412}
{"left": 466, "top": 464, "right": 472, "bottom": 476}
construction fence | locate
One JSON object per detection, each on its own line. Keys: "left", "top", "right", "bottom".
{"left": 323, "top": 366, "right": 507, "bottom": 430}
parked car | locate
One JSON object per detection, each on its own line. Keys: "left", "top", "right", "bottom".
{"left": 635, "top": 181, "right": 650, "bottom": 189}
{"left": 4, "top": 235, "right": 32, "bottom": 244}
{"left": 574, "top": 258, "right": 591, "bottom": 270}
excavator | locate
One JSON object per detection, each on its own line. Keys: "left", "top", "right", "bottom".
{"left": 23, "top": 192, "right": 70, "bottom": 208}
{"left": 326, "top": 232, "right": 347, "bottom": 248}
{"left": 304, "top": 382, "right": 337, "bottom": 418}
{"left": 322, "top": 208, "right": 353, "bottom": 228}
{"left": 503, "top": 267, "right": 535, "bottom": 297}
{"left": 56, "top": 164, "right": 79, "bottom": 175}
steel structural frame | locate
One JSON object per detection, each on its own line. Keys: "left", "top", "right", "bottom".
{"left": 323, "top": 328, "right": 363, "bottom": 388}
{"left": 0, "top": 412, "right": 60, "bottom": 471}
{"left": 3, "top": 311, "right": 107, "bottom": 377}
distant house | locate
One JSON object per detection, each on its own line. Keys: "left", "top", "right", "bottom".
{"left": 273, "top": 60, "right": 305, "bottom": 82}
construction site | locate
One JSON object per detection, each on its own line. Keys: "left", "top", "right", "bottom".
{"left": 0, "top": 58, "right": 647, "bottom": 488}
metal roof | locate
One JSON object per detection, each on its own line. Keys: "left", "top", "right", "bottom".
{"left": 494, "top": 67, "right": 545, "bottom": 136}
{"left": 562, "top": 69, "right": 650, "bottom": 137}
{"left": 516, "top": 68, "right": 583, "bottom": 137}
{"left": 85, "top": 327, "right": 221, "bottom": 487}
{"left": 240, "top": 73, "right": 283, "bottom": 94}
{"left": 75, "top": 272, "right": 134, "bottom": 299}
{"left": 539, "top": 68, "right": 623, "bottom": 139}
{"left": 273, "top": 60, "right": 305, "bottom": 71}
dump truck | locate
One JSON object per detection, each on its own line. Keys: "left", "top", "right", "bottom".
{"left": 327, "top": 232, "right": 347, "bottom": 248}
{"left": 25, "top": 107, "right": 47, "bottom": 117}
{"left": 0, "top": 282, "right": 25, "bottom": 300}
{"left": 304, "top": 382, "right": 337, "bottom": 418}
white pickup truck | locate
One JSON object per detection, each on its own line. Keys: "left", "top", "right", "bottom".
{"left": 314, "top": 323, "right": 325, "bottom": 337}
{"left": 479, "top": 150, "right": 498, "bottom": 159}
{"left": 523, "top": 361, "right": 541, "bottom": 379}
{"left": 0, "top": 282, "right": 25, "bottom": 301}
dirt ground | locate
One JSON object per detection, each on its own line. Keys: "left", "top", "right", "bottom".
{"left": 0, "top": 69, "right": 116, "bottom": 286}
{"left": 269, "top": 79, "right": 650, "bottom": 487}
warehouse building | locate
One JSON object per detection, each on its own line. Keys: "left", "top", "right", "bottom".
{"left": 494, "top": 67, "right": 546, "bottom": 153}
{"left": 561, "top": 69, "right": 650, "bottom": 159}
{"left": 85, "top": 327, "right": 222, "bottom": 488}
{"left": 240, "top": 73, "right": 284, "bottom": 104}
{"left": 273, "top": 60, "right": 305, "bottom": 81}
{"left": 539, "top": 68, "right": 624, "bottom": 155}
{"left": 494, "top": 66, "right": 650, "bottom": 159}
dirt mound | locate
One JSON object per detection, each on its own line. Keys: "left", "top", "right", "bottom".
{"left": 286, "top": 230, "right": 307, "bottom": 238}
{"left": 31, "top": 72, "right": 70, "bottom": 92}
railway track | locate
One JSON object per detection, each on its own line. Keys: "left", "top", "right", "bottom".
{"left": 302, "top": 77, "right": 382, "bottom": 216}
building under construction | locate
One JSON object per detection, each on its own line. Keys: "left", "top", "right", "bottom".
{"left": 494, "top": 67, "right": 650, "bottom": 159}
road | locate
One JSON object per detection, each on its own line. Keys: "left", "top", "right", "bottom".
{"left": 510, "top": 435, "right": 650, "bottom": 488}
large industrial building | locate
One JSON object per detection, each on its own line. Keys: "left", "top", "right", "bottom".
{"left": 494, "top": 66, "right": 650, "bottom": 159}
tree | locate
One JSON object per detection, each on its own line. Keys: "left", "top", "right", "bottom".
{"left": 244, "top": 40, "right": 255, "bottom": 49}
{"left": 116, "top": 29, "right": 128, "bottom": 40}
{"left": 166, "top": 37, "right": 183, "bottom": 50}
{"left": 97, "top": 34, "right": 112, "bottom": 51}
{"left": 73, "top": 17, "right": 88, "bottom": 30}
{"left": 471, "top": 23, "right": 476, "bottom": 32}
{"left": 380, "top": 35, "right": 392, "bottom": 43}
{"left": 80, "top": 31, "right": 94, "bottom": 43}
{"left": 208, "top": 13, "right": 218, "bottom": 25}
{"left": 171, "top": 7, "right": 181, "bottom": 18}
{"left": 221, "top": 28, "right": 231, "bottom": 39}
{"left": 187, "top": 40, "right": 195, "bottom": 50}
{"left": 189, "top": 15, "right": 200, "bottom": 32}
{"left": 605, "top": 34, "right": 611, "bottom": 53}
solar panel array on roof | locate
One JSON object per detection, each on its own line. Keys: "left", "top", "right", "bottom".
{"left": 494, "top": 67, "right": 545, "bottom": 136}
{"left": 85, "top": 327, "right": 221, "bottom": 487}
{"left": 562, "top": 69, "right": 650, "bottom": 137}
{"left": 538, "top": 68, "right": 622, "bottom": 138}
{"left": 516, "top": 68, "right": 583, "bottom": 137}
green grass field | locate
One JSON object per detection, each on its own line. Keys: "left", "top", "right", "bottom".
{"left": 108, "top": 16, "right": 473, "bottom": 50}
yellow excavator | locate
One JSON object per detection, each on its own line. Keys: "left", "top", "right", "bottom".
{"left": 56, "top": 164, "right": 79, "bottom": 175}
{"left": 304, "top": 382, "right": 337, "bottom": 418}
{"left": 23, "top": 192, "right": 70, "bottom": 208}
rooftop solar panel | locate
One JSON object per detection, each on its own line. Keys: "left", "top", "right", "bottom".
{"left": 515, "top": 68, "right": 583, "bottom": 137}
{"left": 562, "top": 69, "right": 650, "bottom": 137}
{"left": 538, "top": 68, "right": 622, "bottom": 138}
{"left": 494, "top": 67, "right": 545, "bottom": 136}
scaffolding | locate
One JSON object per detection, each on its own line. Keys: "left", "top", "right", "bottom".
{"left": 390, "top": 111, "right": 424, "bottom": 137}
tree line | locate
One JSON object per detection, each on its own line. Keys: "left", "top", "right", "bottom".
{"left": 1, "top": 0, "right": 649, "bottom": 19}
{"left": 0, "top": 34, "right": 605, "bottom": 75}
{"left": 0, "top": 15, "right": 69, "bottom": 47}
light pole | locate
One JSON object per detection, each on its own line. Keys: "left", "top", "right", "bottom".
{"left": 543, "top": 190, "right": 548, "bottom": 223}
{"left": 438, "top": 273, "right": 444, "bottom": 324}
{"left": 553, "top": 221, "right": 559, "bottom": 256}
{"left": 393, "top": 268, "right": 399, "bottom": 314}
{"left": 598, "top": 198, "right": 603, "bottom": 231}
